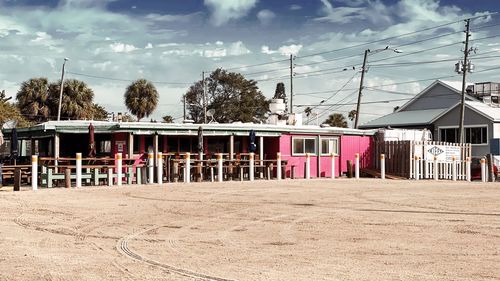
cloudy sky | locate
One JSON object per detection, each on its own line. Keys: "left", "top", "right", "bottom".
{"left": 0, "top": 0, "right": 498, "bottom": 125}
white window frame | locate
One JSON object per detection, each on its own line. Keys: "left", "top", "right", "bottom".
{"left": 438, "top": 125, "right": 489, "bottom": 146}
{"left": 292, "top": 137, "right": 317, "bottom": 156}
{"left": 320, "top": 137, "right": 339, "bottom": 156}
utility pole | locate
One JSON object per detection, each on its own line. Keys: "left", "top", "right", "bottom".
{"left": 202, "top": 71, "right": 207, "bottom": 124}
{"left": 354, "top": 49, "right": 369, "bottom": 129}
{"left": 458, "top": 19, "right": 471, "bottom": 144}
{"left": 183, "top": 95, "right": 186, "bottom": 122}
{"left": 57, "top": 58, "right": 69, "bottom": 121}
{"left": 290, "top": 54, "right": 294, "bottom": 114}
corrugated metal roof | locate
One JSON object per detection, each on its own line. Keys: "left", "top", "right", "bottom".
{"left": 11, "top": 120, "right": 377, "bottom": 137}
{"left": 360, "top": 108, "right": 448, "bottom": 128}
{"left": 465, "top": 101, "right": 500, "bottom": 121}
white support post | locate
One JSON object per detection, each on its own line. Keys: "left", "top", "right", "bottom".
{"left": 249, "top": 153, "right": 255, "bottom": 181}
{"left": 354, "top": 153, "right": 360, "bottom": 180}
{"left": 157, "top": 152, "right": 163, "bottom": 185}
{"left": 217, "top": 153, "right": 223, "bottom": 182}
{"left": 305, "top": 153, "right": 311, "bottom": 180}
{"left": 31, "top": 155, "right": 38, "bottom": 191}
{"left": 276, "top": 152, "right": 282, "bottom": 180}
{"left": 107, "top": 167, "right": 113, "bottom": 186}
{"left": 116, "top": 153, "right": 122, "bottom": 186}
{"left": 259, "top": 136, "right": 264, "bottom": 179}
{"left": 76, "top": 153, "right": 82, "bottom": 188}
{"left": 452, "top": 156, "right": 457, "bottom": 181}
{"left": 481, "top": 158, "right": 486, "bottom": 182}
{"left": 184, "top": 152, "right": 191, "bottom": 183}
{"left": 414, "top": 156, "right": 420, "bottom": 181}
{"left": 466, "top": 157, "right": 471, "bottom": 182}
{"left": 380, "top": 154, "right": 385, "bottom": 180}
{"left": 330, "top": 153, "right": 336, "bottom": 179}
{"left": 148, "top": 152, "right": 154, "bottom": 184}
{"left": 433, "top": 157, "right": 438, "bottom": 180}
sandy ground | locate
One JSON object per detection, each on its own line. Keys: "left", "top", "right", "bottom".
{"left": 0, "top": 179, "right": 498, "bottom": 281}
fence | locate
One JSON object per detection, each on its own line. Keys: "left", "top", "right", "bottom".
{"left": 374, "top": 140, "right": 472, "bottom": 180}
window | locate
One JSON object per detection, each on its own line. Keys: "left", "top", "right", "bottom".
{"left": 439, "top": 127, "right": 487, "bottom": 144}
{"left": 99, "top": 140, "right": 111, "bottom": 153}
{"left": 292, "top": 137, "right": 316, "bottom": 155}
{"left": 321, "top": 138, "right": 339, "bottom": 155}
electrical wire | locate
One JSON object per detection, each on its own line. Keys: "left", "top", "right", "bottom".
{"left": 66, "top": 71, "right": 194, "bottom": 85}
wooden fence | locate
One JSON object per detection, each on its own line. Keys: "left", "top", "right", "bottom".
{"left": 374, "top": 141, "right": 472, "bottom": 179}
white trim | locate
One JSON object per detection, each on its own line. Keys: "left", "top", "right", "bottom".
{"left": 437, "top": 125, "right": 489, "bottom": 146}
{"left": 320, "top": 137, "right": 339, "bottom": 156}
{"left": 292, "top": 136, "right": 317, "bottom": 156}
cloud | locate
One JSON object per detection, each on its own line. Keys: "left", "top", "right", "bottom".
{"left": 289, "top": 4, "right": 302, "bottom": 11}
{"left": 261, "top": 44, "right": 302, "bottom": 56}
{"left": 315, "top": 0, "right": 391, "bottom": 25}
{"left": 257, "top": 9, "right": 275, "bottom": 25}
{"left": 204, "top": 0, "right": 258, "bottom": 26}
{"left": 144, "top": 12, "right": 202, "bottom": 23}
{"left": 109, "top": 42, "right": 138, "bottom": 53}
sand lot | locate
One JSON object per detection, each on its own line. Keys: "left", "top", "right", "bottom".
{"left": 0, "top": 179, "right": 498, "bottom": 281}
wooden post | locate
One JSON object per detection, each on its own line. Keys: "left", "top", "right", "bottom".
{"left": 116, "top": 153, "right": 122, "bottom": 186}
{"left": 31, "top": 155, "right": 38, "bottom": 191}
{"left": 487, "top": 154, "right": 495, "bottom": 182}
{"left": 157, "top": 152, "right": 163, "bottom": 184}
{"left": 330, "top": 153, "right": 335, "bottom": 179}
{"left": 414, "top": 156, "right": 420, "bottom": 181}
{"left": 305, "top": 153, "right": 311, "bottom": 180}
{"left": 128, "top": 133, "right": 134, "bottom": 160}
{"left": 64, "top": 168, "right": 71, "bottom": 188}
{"left": 452, "top": 156, "right": 457, "bottom": 181}
{"left": 217, "top": 153, "right": 223, "bottom": 182}
{"left": 259, "top": 136, "right": 264, "bottom": 179}
{"left": 249, "top": 152, "right": 255, "bottom": 181}
{"left": 107, "top": 167, "right": 113, "bottom": 186}
{"left": 276, "top": 152, "right": 282, "bottom": 180}
{"left": 380, "top": 154, "right": 385, "bottom": 180}
{"left": 76, "top": 153, "right": 82, "bottom": 188}
{"left": 136, "top": 166, "right": 142, "bottom": 185}
{"left": 433, "top": 156, "right": 438, "bottom": 181}
{"left": 466, "top": 157, "right": 471, "bottom": 182}
{"left": 184, "top": 152, "right": 191, "bottom": 183}
{"left": 148, "top": 152, "right": 154, "bottom": 184}
{"left": 481, "top": 158, "right": 486, "bottom": 182}
{"left": 354, "top": 153, "right": 360, "bottom": 180}
{"left": 172, "top": 160, "right": 179, "bottom": 183}
{"left": 14, "top": 168, "right": 21, "bottom": 191}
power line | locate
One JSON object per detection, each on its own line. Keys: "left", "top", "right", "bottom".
{"left": 308, "top": 72, "right": 359, "bottom": 112}
{"left": 66, "top": 71, "right": 194, "bottom": 85}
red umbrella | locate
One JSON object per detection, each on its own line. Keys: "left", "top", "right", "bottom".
{"left": 88, "top": 123, "right": 96, "bottom": 157}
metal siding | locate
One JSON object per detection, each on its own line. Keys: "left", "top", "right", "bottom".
{"left": 340, "top": 135, "right": 373, "bottom": 175}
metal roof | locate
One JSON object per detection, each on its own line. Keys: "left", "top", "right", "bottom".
{"left": 359, "top": 108, "right": 448, "bottom": 128}
{"left": 9, "top": 120, "right": 377, "bottom": 137}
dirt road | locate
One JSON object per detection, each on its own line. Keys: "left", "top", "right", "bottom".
{"left": 0, "top": 179, "right": 498, "bottom": 280}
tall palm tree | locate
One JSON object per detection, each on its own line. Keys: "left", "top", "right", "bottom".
{"left": 16, "top": 78, "right": 51, "bottom": 122}
{"left": 124, "top": 79, "right": 159, "bottom": 121}
{"left": 48, "top": 79, "right": 95, "bottom": 120}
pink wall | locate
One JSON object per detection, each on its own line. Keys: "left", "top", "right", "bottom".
{"left": 339, "top": 135, "right": 373, "bottom": 175}
{"left": 276, "top": 134, "right": 373, "bottom": 179}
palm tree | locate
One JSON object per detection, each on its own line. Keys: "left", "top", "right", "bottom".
{"left": 124, "top": 79, "right": 159, "bottom": 121}
{"left": 348, "top": 110, "right": 357, "bottom": 122}
{"left": 323, "top": 113, "right": 348, "bottom": 128}
{"left": 48, "top": 79, "right": 94, "bottom": 120}
{"left": 162, "top": 115, "right": 174, "bottom": 123}
{"left": 16, "top": 78, "right": 51, "bottom": 122}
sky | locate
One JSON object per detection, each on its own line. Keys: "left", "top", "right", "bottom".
{"left": 0, "top": 0, "right": 499, "bottom": 125}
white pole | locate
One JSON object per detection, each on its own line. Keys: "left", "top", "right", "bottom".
{"left": 116, "top": 153, "right": 122, "bottom": 186}
{"left": 380, "top": 153, "right": 385, "bottom": 180}
{"left": 76, "top": 153, "right": 82, "bottom": 188}
{"left": 249, "top": 152, "right": 254, "bottom": 181}
{"left": 481, "top": 158, "right": 486, "bottom": 182}
{"left": 414, "top": 156, "right": 420, "bottom": 181}
{"left": 354, "top": 153, "right": 360, "bottom": 180}
{"left": 157, "top": 152, "right": 163, "bottom": 184}
{"left": 277, "top": 152, "right": 282, "bottom": 180}
{"left": 433, "top": 157, "right": 438, "bottom": 180}
{"left": 305, "top": 153, "right": 311, "bottom": 180}
{"left": 452, "top": 156, "right": 457, "bottom": 181}
{"left": 148, "top": 152, "right": 154, "bottom": 184}
{"left": 466, "top": 157, "right": 471, "bottom": 182}
{"left": 31, "top": 155, "right": 38, "bottom": 191}
{"left": 259, "top": 136, "right": 264, "bottom": 178}
{"left": 330, "top": 153, "right": 335, "bottom": 179}
{"left": 184, "top": 152, "right": 191, "bottom": 183}
{"left": 108, "top": 167, "right": 113, "bottom": 186}
{"left": 217, "top": 153, "right": 223, "bottom": 182}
